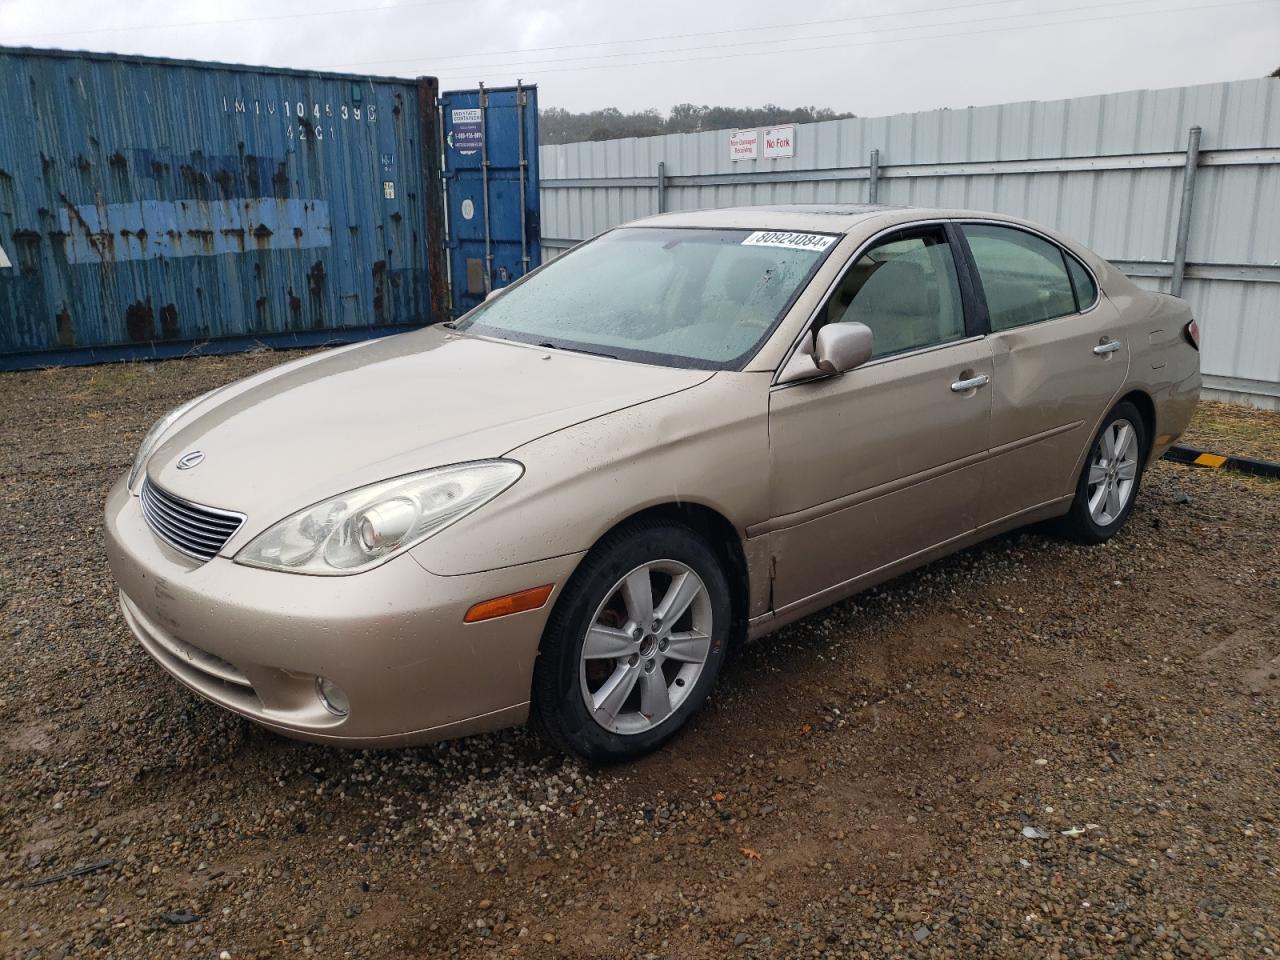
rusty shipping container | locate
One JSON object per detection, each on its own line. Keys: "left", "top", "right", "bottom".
{"left": 0, "top": 46, "right": 451, "bottom": 368}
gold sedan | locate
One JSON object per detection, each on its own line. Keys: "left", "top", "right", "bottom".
{"left": 105, "top": 205, "right": 1200, "bottom": 760}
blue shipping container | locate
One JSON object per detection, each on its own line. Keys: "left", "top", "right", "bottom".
{"left": 441, "top": 83, "right": 541, "bottom": 315}
{"left": 0, "top": 47, "right": 450, "bottom": 367}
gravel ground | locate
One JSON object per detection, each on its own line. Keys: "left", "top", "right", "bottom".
{"left": 2, "top": 350, "right": 1279, "bottom": 960}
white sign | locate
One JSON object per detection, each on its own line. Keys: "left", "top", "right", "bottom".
{"left": 0, "top": 244, "right": 10, "bottom": 269}
{"left": 729, "top": 128, "right": 758, "bottom": 162}
{"left": 763, "top": 125, "right": 795, "bottom": 159}
{"left": 743, "top": 231, "right": 837, "bottom": 252}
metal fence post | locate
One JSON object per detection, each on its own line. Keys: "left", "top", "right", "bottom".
{"left": 656, "top": 161, "right": 667, "bottom": 213}
{"left": 868, "top": 148, "right": 880, "bottom": 204}
{"left": 1170, "top": 125, "right": 1202, "bottom": 298}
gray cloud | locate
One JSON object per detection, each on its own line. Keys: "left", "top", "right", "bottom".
{"left": 2, "top": 0, "right": 1276, "bottom": 115}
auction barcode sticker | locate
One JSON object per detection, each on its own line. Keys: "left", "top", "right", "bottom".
{"left": 742, "top": 231, "right": 837, "bottom": 252}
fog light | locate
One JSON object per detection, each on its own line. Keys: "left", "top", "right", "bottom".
{"left": 315, "top": 677, "right": 350, "bottom": 717}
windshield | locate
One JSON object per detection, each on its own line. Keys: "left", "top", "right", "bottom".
{"left": 454, "top": 227, "right": 837, "bottom": 369}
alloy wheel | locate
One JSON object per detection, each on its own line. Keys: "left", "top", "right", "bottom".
{"left": 1086, "top": 417, "right": 1139, "bottom": 526}
{"left": 578, "top": 559, "right": 713, "bottom": 736}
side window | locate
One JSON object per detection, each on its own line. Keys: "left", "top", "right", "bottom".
{"left": 963, "top": 224, "right": 1078, "bottom": 331}
{"left": 821, "top": 227, "right": 966, "bottom": 359}
{"left": 1064, "top": 251, "right": 1098, "bottom": 310}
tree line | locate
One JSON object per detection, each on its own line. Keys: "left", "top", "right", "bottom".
{"left": 539, "top": 103, "right": 856, "bottom": 144}
{"left": 540, "top": 69, "right": 1280, "bottom": 145}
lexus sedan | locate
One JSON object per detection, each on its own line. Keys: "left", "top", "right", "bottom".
{"left": 105, "top": 205, "right": 1200, "bottom": 760}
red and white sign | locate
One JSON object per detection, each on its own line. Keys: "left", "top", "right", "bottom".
{"left": 729, "top": 128, "right": 758, "bottom": 162}
{"left": 763, "top": 125, "right": 795, "bottom": 159}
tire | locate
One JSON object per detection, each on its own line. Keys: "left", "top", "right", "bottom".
{"left": 532, "top": 520, "right": 732, "bottom": 762}
{"left": 1054, "top": 400, "right": 1148, "bottom": 544}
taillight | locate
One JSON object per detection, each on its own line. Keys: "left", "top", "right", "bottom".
{"left": 1184, "top": 319, "right": 1200, "bottom": 350}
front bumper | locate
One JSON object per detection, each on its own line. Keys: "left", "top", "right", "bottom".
{"left": 103, "top": 476, "right": 584, "bottom": 747}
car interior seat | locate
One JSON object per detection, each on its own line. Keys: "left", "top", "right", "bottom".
{"left": 839, "top": 257, "right": 936, "bottom": 356}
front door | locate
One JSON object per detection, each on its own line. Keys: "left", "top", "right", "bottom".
{"left": 767, "top": 224, "right": 993, "bottom": 611}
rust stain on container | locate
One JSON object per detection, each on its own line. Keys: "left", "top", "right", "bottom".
{"left": 271, "top": 161, "right": 290, "bottom": 198}
{"left": 180, "top": 164, "right": 209, "bottom": 192}
{"left": 159, "top": 304, "right": 179, "bottom": 339}
{"left": 124, "top": 299, "right": 154, "bottom": 341}
{"left": 308, "top": 260, "right": 326, "bottom": 297}
{"left": 187, "top": 229, "right": 215, "bottom": 254}
{"left": 55, "top": 307, "right": 74, "bottom": 346}
{"left": 12, "top": 230, "right": 42, "bottom": 273}
{"left": 220, "top": 227, "right": 246, "bottom": 252}
{"left": 371, "top": 259, "right": 387, "bottom": 321}
{"left": 212, "top": 168, "right": 235, "bottom": 197}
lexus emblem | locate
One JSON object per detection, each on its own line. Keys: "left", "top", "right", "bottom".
{"left": 176, "top": 450, "right": 205, "bottom": 470}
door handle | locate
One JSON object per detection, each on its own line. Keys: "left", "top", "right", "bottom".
{"left": 950, "top": 373, "right": 990, "bottom": 392}
{"left": 1093, "top": 339, "right": 1122, "bottom": 355}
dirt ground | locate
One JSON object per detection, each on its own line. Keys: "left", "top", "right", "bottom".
{"left": 1180, "top": 399, "right": 1280, "bottom": 463}
{"left": 1, "top": 350, "right": 1278, "bottom": 960}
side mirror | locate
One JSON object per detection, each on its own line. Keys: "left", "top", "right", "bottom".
{"left": 814, "top": 322, "right": 874, "bottom": 374}
{"left": 777, "top": 322, "right": 874, "bottom": 384}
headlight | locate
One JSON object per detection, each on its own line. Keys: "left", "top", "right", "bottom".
{"left": 235, "top": 460, "right": 523, "bottom": 575}
{"left": 127, "top": 389, "right": 220, "bottom": 489}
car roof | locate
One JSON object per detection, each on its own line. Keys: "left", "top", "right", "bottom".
{"left": 628, "top": 204, "right": 1031, "bottom": 234}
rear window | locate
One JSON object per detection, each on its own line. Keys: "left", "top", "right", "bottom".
{"left": 1065, "top": 251, "right": 1099, "bottom": 310}
{"left": 962, "top": 224, "right": 1079, "bottom": 331}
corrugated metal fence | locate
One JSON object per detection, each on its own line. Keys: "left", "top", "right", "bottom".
{"left": 539, "top": 79, "right": 1280, "bottom": 409}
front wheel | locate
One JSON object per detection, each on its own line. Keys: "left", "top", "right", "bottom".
{"left": 1055, "top": 401, "right": 1147, "bottom": 544}
{"left": 532, "top": 521, "right": 731, "bottom": 761}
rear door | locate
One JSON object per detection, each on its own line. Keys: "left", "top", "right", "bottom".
{"left": 957, "top": 221, "right": 1129, "bottom": 525}
{"left": 441, "top": 83, "right": 541, "bottom": 316}
{"left": 767, "top": 223, "right": 993, "bottom": 610}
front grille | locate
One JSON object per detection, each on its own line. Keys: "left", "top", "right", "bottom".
{"left": 140, "top": 478, "right": 245, "bottom": 562}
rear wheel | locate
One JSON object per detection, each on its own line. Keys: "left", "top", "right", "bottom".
{"left": 1055, "top": 401, "right": 1147, "bottom": 544}
{"left": 532, "top": 522, "right": 730, "bottom": 761}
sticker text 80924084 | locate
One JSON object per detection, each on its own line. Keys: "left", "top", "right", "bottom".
{"left": 742, "top": 231, "right": 837, "bottom": 252}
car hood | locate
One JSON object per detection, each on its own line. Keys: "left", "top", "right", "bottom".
{"left": 147, "top": 325, "right": 711, "bottom": 534}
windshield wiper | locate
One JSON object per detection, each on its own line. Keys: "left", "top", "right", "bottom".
{"left": 536, "top": 340, "right": 619, "bottom": 360}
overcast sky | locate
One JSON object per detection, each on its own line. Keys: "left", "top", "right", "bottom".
{"left": 1, "top": 0, "right": 1276, "bottom": 116}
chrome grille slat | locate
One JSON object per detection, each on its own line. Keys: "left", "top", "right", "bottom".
{"left": 140, "top": 494, "right": 237, "bottom": 559}
{"left": 146, "top": 489, "right": 241, "bottom": 529}
{"left": 141, "top": 484, "right": 241, "bottom": 531}
{"left": 140, "top": 502, "right": 225, "bottom": 554}
{"left": 141, "top": 486, "right": 235, "bottom": 542}
{"left": 141, "top": 503, "right": 225, "bottom": 551}
{"left": 140, "top": 478, "right": 245, "bottom": 562}
{"left": 139, "top": 483, "right": 228, "bottom": 539}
